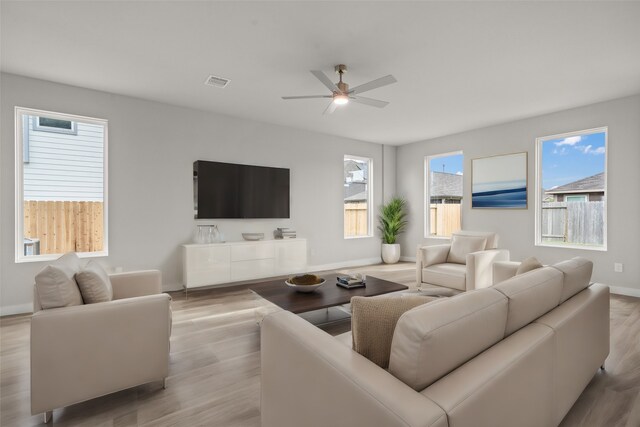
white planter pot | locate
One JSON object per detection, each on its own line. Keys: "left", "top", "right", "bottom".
{"left": 381, "top": 243, "right": 401, "bottom": 264}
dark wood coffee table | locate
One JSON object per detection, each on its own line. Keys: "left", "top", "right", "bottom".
{"left": 249, "top": 274, "right": 408, "bottom": 315}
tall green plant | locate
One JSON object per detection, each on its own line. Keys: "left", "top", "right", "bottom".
{"left": 378, "top": 197, "right": 408, "bottom": 244}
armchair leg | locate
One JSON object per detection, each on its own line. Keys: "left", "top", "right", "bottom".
{"left": 43, "top": 411, "right": 53, "bottom": 423}
{"left": 163, "top": 377, "right": 168, "bottom": 389}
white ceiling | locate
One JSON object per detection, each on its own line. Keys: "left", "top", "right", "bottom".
{"left": 2, "top": 1, "right": 640, "bottom": 145}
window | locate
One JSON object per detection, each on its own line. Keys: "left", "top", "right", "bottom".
{"left": 15, "top": 107, "right": 108, "bottom": 262}
{"left": 344, "top": 155, "right": 372, "bottom": 238}
{"left": 33, "top": 116, "right": 78, "bottom": 135}
{"left": 425, "top": 151, "right": 463, "bottom": 238}
{"left": 535, "top": 127, "right": 607, "bottom": 250}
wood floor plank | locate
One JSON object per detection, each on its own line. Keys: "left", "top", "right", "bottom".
{"left": 0, "top": 262, "right": 638, "bottom": 426}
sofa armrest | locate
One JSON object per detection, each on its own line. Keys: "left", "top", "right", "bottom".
{"left": 492, "top": 261, "right": 521, "bottom": 285}
{"left": 109, "top": 270, "right": 162, "bottom": 299}
{"left": 261, "top": 310, "right": 447, "bottom": 427}
{"left": 31, "top": 294, "right": 171, "bottom": 414}
{"left": 466, "top": 249, "right": 510, "bottom": 291}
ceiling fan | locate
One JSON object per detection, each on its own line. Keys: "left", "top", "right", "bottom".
{"left": 282, "top": 64, "right": 397, "bottom": 114}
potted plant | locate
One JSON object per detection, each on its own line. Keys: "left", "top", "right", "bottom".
{"left": 378, "top": 197, "right": 408, "bottom": 264}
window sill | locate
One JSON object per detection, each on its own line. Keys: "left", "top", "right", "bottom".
{"left": 344, "top": 235, "right": 374, "bottom": 240}
{"left": 535, "top": 243, "right": 607, "bottom": 252}
{"left": 424, "top": 235, "right": 453, "bottom": 240}
{"left": 15, "top": 251, "right": 109, "bottom": 264}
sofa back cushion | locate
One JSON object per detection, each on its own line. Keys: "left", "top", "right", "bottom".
{"left": 447, "top": 234, "right": 487, "bottom": 264}
{"left": 34, "top": 252, "right": 84, "bottom": 310}
{"left": 552, "top": 257, "right": 593, "bottom": 303}
{"left": 389, "top": 288, "right": 508, "bottom": 391}
{"left": 492, "top": 267, "right": 563, "bottom": 336}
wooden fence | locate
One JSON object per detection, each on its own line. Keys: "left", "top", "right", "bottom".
{"left": 430, "top": 203, "right": 461, "bottom": 237}
{"left": 24, "top": 201, "right": 104, "bottom": 254}
{"left": 541, "top": 201, "right": 604, "bottom": 245}
{"left": 344, "top": 202, "right": 368, "bottom": 237}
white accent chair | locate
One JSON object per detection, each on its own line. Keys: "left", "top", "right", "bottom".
{"left": 31, "top": 266, "right": 171, "bottom": 423}
{"left": 416, "top": 231, "right": 509, "bottom": 292}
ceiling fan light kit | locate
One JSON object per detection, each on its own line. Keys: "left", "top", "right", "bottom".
{"left": 282, "top": 64, "right": 397, "bottom": 114}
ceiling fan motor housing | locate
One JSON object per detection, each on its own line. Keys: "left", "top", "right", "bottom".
{"left": 336, "top": 81, "right": 349, "bottom": 94}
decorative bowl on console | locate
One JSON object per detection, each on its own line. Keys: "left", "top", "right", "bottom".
{"left": 285, "top": 274, "right": 326, "bottom": 293}
{"left": 242, "top": 233, "right": 265, "bottom": 241}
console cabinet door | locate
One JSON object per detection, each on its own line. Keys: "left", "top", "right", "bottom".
{"left": 275, "top": 240, "right": 307, "bottom": 275}
{"left": 183, "top": 245, "right": 231, "bottom": 288}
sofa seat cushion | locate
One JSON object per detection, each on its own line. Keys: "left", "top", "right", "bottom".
{"left": 351, "top": 295, "right": 439, "bottom": 368}
{"left": 422, "top": 263, "right": 467, "bottom": 291}
{"left": 389, "top": 288, "right": 508, "bottom": 391}
{"left": 34, "top": 252, "right": 84, "bottom": 310}
{"left": 447, "top": 234, "right": 488, "bottom": 264}
{"left": 552, "top": 257, "right": 593, "bottom": 303}
{"left": 75, "top": 261, "right": 114, "bottom": 304}
{"left": 492, "top": 267, "right": 563, "bottom": 336}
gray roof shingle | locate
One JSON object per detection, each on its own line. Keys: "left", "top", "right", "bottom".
{"left": 430, "top": 171, "right": 462, "bottom": 198}
{"left": 546, "top": 172, "right": 604, "bottom": 194}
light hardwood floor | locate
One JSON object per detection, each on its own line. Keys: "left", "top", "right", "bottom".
{"left": 1, "top": 263, "right": 638, "bottom": 426}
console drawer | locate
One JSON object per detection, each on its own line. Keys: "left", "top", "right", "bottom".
{"left": 231, "top": 243, "right": 275, "bottom": 261}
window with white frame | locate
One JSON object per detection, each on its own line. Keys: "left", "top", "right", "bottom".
{"left": 344, "top": 155, "right": 372, "bottom": 238}
{"left": 535, "top": 127, "right": 607, "bottom": 250}
{"left": 15, "top": 107, "right": 108, "bottom": 262}
{"left": 425, "top": 151, "right": 463, "bottom": 238}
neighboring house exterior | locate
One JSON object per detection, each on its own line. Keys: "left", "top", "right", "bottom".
{"left": 429, "top": 171, "right": 463, "bottom": 204}
{"left": 23, "top": 115, "right": 104, "bottom": 202}
{"left": 344, "top": 159, "right": 368, "bottom": 203}
{"left": 544, "top": 172, "right": 604, "bottom": 202}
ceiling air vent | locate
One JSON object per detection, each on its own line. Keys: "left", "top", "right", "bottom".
{"left": 204, "top": 75, "right": 230, "bottom": 88}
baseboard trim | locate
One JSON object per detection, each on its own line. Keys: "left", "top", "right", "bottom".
{"left": 399, "top": 256, "right": 416, "bottom": 262}
{"left": 608, "top": 285, "right": 640, "bottom": 298}
{"left": 0, "top": 303, "right": 33, "bottom": 317}
{"left": 308, "top": 257, "right": 382, "bottom": 272}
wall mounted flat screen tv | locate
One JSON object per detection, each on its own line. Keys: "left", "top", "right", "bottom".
{"left": 194, "top": 160, "right": 290, "bottom": 219}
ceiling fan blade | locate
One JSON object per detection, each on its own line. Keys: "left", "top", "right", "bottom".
{"left": 349, "top": 96, "right": 389, "bottom": 108}
{"left": 282, "top": 95, "right": 332, "bottom": 100}
{"left": 311, "top": 70, "right": 341, "bottom": 93}
{"left": 348, "top": 75, "right": 397, "bottom": 95}
{"left": 323, "top": 101, "right": 337, "bottom": 115}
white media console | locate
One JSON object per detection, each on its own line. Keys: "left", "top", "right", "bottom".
{"left": 182, "top": 238, "right": 307, "bottom": 289}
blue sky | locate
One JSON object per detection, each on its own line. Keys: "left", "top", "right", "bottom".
{"left": 542, "top": 131, "right": 606, "bottom": 189}
{"left": 429, "top": 153, "right": 463, "bottom": 175}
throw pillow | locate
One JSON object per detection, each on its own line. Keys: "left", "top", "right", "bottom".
{"left": 447, "top": 235, "right": 488, "bottom": 264}
{"left": 351, "top": 294, "right": 438, "bottom": 368}
{"left": 75, "top": 261, "right": 113, "bottom": 304}
{"left": 516, "top": 256, "right": 543, "bottom": 275}
{"left": 34, "top": 264, "right": 84, "bottom": 309}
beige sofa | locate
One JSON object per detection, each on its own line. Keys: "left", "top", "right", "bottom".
{"left": 261, "top": 257, "right": 609, "bottom": 427}
{"left": 416, "top": 231, "right": 509, "bottom": 292}
{"left": 31, "top": 267, "right": 171, "bottom": 422}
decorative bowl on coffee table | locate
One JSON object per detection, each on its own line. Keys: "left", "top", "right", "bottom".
{"left": 285, "top": 274, "right": 326, "bottom": 293}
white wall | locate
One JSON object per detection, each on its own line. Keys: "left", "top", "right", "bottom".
{"left": 0, "top": 73, "right": 390, "bottom": 314}
{"left": 397, "top": 94, "right": 640, "bottom": 295}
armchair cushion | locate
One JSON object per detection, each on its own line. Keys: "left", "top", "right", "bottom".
{"left": 34, "top": 258, "right": 83, "bottom": 310}
{"left": 422, "top": 263, "right": 467, "bottom": 291}
{"left": 351, "top": 295, "right": 438, "bottom": 368}
{"left": 75, "top": 260, "right": 113, "bottom": 304}
{"left": 447, "top": 235, "right": 487, "bottom": 265}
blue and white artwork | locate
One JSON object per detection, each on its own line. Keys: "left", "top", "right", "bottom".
{"left": 472, "top": 152, "right": 527, "bottom": 209}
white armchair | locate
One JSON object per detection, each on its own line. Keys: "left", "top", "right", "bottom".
{"left": 416, "top": 231, "right": 509, "bottom": 292}
{"left": 31, "top": 268, "right": 171, "bottom": 423}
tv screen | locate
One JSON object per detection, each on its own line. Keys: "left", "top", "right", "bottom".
{"left": 194, "top": 160, "right": 290, "bottom": 219}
